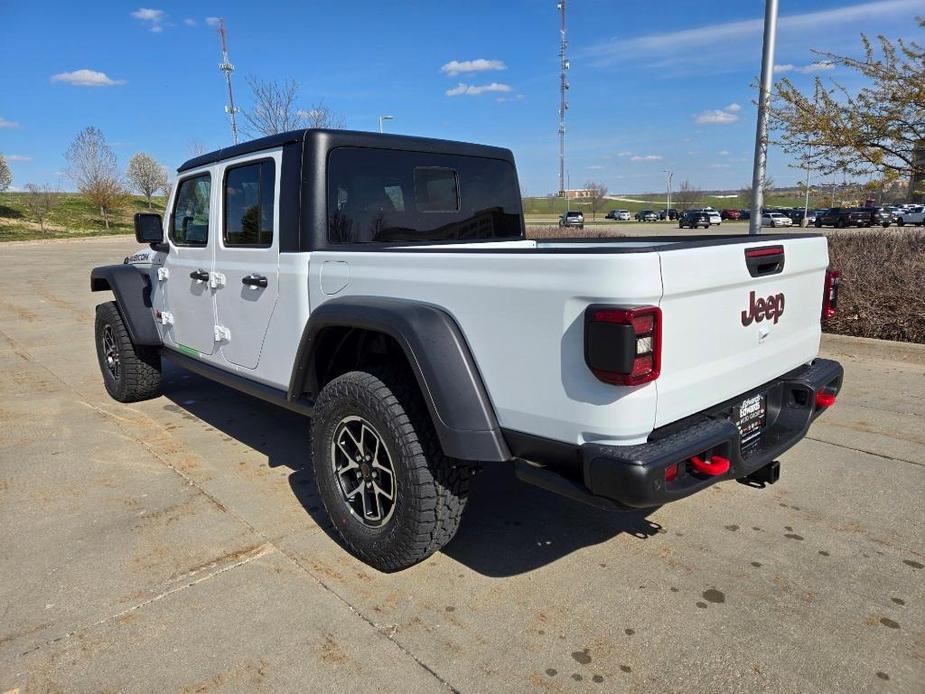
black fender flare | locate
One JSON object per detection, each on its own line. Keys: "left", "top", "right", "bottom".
{"left": 289, "top": 296, "right": 510, "bottom": 462}
{"left": 90, "top": 265, "right": 161, "bottom": 347}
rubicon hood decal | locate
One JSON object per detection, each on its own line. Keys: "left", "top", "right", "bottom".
{"left": 741, "top": 290, "right": 785, "bottom": 326}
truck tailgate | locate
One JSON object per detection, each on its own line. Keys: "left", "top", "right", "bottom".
{"left": 654, "top": 235, "right": 829, "bottom": 428}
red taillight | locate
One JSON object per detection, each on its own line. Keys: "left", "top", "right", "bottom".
{"left": 585, "top": 305, "right": 661, "bottom": 386}
{"left": 822, "top": 268, "right": 840, "bottom": 321}
{"left": 815, "top": 391, "right": 836, "bottom": 408}
{"left": 665, "top": 463, "right": 678, "bottom": 483}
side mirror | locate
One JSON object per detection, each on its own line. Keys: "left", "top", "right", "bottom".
{"left": 134, "top": 213, "right": 163, "bottom": 244}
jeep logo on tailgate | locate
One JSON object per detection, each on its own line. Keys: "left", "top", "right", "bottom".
{"left": 741, "top": 291, "right": 785, "bottom": 326}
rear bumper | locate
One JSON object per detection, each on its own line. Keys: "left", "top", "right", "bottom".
{"left": 580, "top": 358, "right": 843, "bottom": 508}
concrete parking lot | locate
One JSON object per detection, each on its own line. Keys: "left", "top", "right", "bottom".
{"left": 1, "top": 236, "right": 922, "bottom": 693}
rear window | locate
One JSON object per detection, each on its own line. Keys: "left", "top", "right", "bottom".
{"left": 327, "top": 147, "right": 523, "bottom": 243}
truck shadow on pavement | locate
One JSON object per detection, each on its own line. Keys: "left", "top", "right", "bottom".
{"left": 161, "top": 365, "right": 663, "bottom": 577}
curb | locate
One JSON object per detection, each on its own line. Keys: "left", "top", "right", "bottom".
{"left": 821, "top": 332, "right": 925, "bottom": 365}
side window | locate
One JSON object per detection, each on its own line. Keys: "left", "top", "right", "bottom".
{"left": 414, "top": 167, "right": 459, "bottom": 212}
{"left": 224, "top": 160, "right": 276, "bottom": 247}
{"left": 170, "top": 174, "right": 211, "bottom": 246}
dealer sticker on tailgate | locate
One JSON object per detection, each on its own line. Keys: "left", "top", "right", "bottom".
{"left": 733, "top": 393, "right": 767, "bottom": 445}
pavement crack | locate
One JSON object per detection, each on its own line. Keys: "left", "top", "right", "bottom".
{"left": 18, "top": 544, "right": 275, "bottom": 659}
{"left": 805, "top": 436, "right": 924, "bottom": 467}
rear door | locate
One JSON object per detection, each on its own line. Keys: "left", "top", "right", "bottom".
{"left": 654, "top": 236, "right": 829, "bottom": 428}
{"left": 163, "top": 171, "right": 215, "bottom": 356}
{"left": 213, "top": 152, "right": 280, "bottom": 370}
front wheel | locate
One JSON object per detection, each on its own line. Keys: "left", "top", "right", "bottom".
{"left": 94, "top": 302, "right": 162, "bottom": 403}
{"left": 897, "top": 219, "right": 905, "bottom": 227}
{"left": 311, "top": 369, "right": 472, "bottom": 572}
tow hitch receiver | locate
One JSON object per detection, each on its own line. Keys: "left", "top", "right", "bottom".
{"left": 738, "top": 460, "right": 781, "bottom": 488}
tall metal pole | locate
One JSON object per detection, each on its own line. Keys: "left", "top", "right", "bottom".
{"left": 217, "top": 19, "right": 239, "bottom": 145}
{"left": 748, "top": 0, "right": 779, "bottom": 235}
{"left": 558, "top": 1, "right": 569, "bottom": 198}
{"left": 665, "top": 170, "right": 673, "bottom": 215}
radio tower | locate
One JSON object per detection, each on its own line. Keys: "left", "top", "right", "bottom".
{"left": 217, "top": 19, "right": 240, "bottom": 145}
{"left": 557, "top": 1, "right": 570, "bottom": 196}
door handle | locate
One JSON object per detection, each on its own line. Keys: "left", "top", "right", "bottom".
{"left": 189, "top": 269, "right": 210, "bottom": 282}
{"left": 242, "top": 273, "right": 268, "bottom": 288}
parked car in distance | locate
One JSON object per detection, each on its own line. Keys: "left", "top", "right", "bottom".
{"left": 605, "top": 209, "right": 631, "bottom": 221}
{"left": 678, "top": 210, "right": 710, "bottom": 229}
{"left": 691, "top": 208, "right": 721, "bottom": 225}
{"left": 896, "top": 205, "right": 925, "bottom": 226}
{"left": 739, "top": 209, "right": 751, "bottom": 220}
{"left": 658, "top": 208, "right": 679, "bottom": 221}
{"left": 721, "top": 209, "right": 742, "bottom": 221}
{"left": 559, "top": 210, "right": 584, "bottom": 229}
{"left": 761, "top": 212, "right": 793, "bottom": 228}
{"left": 635, "top": 210, "right": 658, "bottom": 222}
{"left": 815, "top": 207, "right": 884, "bottom": 228}
{"left": 852, "top": 207, "right": 891, "bottom": 227}
{"left": 786, "top": 209, "right": 816, "bottom": 226}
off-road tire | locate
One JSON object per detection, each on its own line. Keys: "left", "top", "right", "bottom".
{"left": 94, "top": 301, "right": 162, "bottom": 402}
{"left": 311, "top": 368, "right": 472, "bottom": 572}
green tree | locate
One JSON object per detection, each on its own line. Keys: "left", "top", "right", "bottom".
{"left": 769, "top": 20, "right": 925, "bottom": 198}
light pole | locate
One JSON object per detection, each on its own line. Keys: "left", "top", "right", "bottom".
{"left": 664, "top": 170, "right": 673, "bottom": 216}
{"left": 378, "top": 115, "right": 394, "bottom": 133}
{"left": 748, "top": 0, "right": 780, "bottom": 235}
{"left": 802, "top": 150, "right": 812, "bottom": 226}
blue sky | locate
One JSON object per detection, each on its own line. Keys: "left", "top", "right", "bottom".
{"left": 0, "top": 0, "right": 920, "bottom": 196}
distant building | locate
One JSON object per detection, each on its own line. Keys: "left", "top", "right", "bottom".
{"left": 557, "top": 188, "right": 594, "bottom": 198}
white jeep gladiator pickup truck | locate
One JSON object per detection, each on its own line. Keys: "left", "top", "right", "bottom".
{"left": 91, "top": 129, "right": 844, "bottom": 572}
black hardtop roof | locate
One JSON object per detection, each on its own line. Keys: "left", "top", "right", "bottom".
{"left": 177, "top": 128, "right": 516, "bottom": 173}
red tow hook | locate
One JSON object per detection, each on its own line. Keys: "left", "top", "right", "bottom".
{"left": 815, "top": 390, "right": 837, "bottom": 408}
{"left": 689, "top": 455, "right": 731, "bottom": 476}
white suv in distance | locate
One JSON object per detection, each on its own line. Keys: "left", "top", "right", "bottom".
{"left": 762, "top": 212, "right": 793, "bottom": 228}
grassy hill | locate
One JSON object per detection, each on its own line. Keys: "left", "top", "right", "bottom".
{"left": 0, "top": 192, "right": 166, "bottom": 242}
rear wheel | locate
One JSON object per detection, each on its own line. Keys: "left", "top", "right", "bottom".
{"left": 94, "top": 301, "right": 162, "bottom": 403}
{"left": 897, "top": 219, "right": 905, "bottom": 227}
{"left": 815, "top": 219, "right": 823, "bottom": 228}
{"left": 311, "top": 368, "right": 472, "bottom": 572}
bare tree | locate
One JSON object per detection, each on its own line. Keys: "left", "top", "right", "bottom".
{"left": 64, "top": 126, "right": 123, "bottom": 229}
{"left": 162, "top": 179, "right": 173, "bottom": 204}
{"left": 0, "top": 154, "right": 11, "bottom": 192}
{"left": 242, "top": 76, "right": 345, "bottom": 136}
{"left": 583, "top": 180, "right": 608, "bottom": 220}
{"left": 674, "top": 179, "right": 701, "bottom": 210}
{"left": 23, "top": 183, "right": 57, "bottom": 232}
{"left": 297, "top": 101, "right": 346, "bottom": 129}
{"left": 126, "top": 152, "right": 168, "bottom": 209}
{"left": 188, "top": 139, "right": 208, "bottom": 156}
{"left": 739, "top": 175, "right": 776, "bottom": 207}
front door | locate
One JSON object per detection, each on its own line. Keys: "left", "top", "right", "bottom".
{"left": 164, "top": 172, "right": 215, "bottom": 356}
{"left": 213, "top": 154, "right": 280, "bottom": 370}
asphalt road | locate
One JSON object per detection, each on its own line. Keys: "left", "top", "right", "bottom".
{"left": 1, "top": 236, "right": 922, "bottom": 693}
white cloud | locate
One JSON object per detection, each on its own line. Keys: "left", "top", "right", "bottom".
{"left": 51, "top": 69, "right": 126, "bottom": 87}
{"left": 630, "top": 154, "right": 662, "bottom": 161}
{"left": 587, "top": 164, "right": 605, "bottom": 170}
{"left": 446, "top": 82, "right": 512, "bottom": 97}
{"left": 695, "top": 102, "right": 741, "bottom": 125}
{"left": 800, "top": 60, "right": 835, "bottom": 73}
{"left": 719, "top": 150, "right": 730, "bottom": 156}
{"left": 695, "top": 110, "right": 738, "bottom": 125}
{"left": 584, "top": 0, "right": 920, "bottom": 66}
{"left": 776, "top": 60, "right": 835, "bottom": 74}
{"left": 0, "top": 116, "right": 20, "bottom": 129}
{"left": 131, "top": 8, "right": 165, "bottom": 32}
{"left": 441, "top": 59, "right": 507, "bottom": 77}
{"left": 205, "top": 17, "right": 222, "bottom": 27}
{"left": 6, "top": 155, "right": 31, "bottom": 161}
{"left": 183, "top": 18, "right": 196, "bottom": 27}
